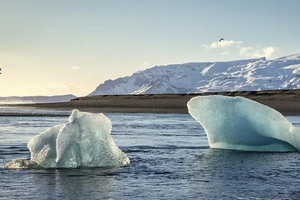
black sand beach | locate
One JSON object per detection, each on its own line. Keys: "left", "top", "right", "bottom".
{"left": 2, "top": 89, "right": 300, "bottom": 116}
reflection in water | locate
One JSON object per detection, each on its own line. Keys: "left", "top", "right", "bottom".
{"left": 185, "top": 149, "right": 300, "bottom": 199}
{"left": 29, "top": 168, "right": 120, "bottom": 200}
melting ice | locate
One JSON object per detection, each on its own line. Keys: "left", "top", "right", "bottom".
{"left": 4, "top": 110, "right": 130, "bottom": 169}
{"left": 187, "top": 95, "right": 300, "bottom": 152}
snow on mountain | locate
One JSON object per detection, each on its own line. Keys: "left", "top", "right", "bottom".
{"left": 89, "top": 53, "right": 300, "bottom": 95}
{"left": 0, "top": 94, "right": 77, "bottom": 104}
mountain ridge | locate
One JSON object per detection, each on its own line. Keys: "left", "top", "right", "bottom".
{"left": 89, "top": 53, "right": 300, "bottom": 96}
{"left": 0, "top": 94, "right": 77, "bottom": 104}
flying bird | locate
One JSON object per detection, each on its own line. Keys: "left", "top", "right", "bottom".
{"left": 219, "top": 38, "right": 224, "bottom": 42}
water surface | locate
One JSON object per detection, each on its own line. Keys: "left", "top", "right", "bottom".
{"left": 0, "top": 109, "right": 300, "bottom": 199}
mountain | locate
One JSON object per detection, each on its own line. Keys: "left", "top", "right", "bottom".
{"left": 0, "top": 94, "right": 77, "bottom": 104}
{"left": 89, "top": 53, "right": 300, "bottom": 95}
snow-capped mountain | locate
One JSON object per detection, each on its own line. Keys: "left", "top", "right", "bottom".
{"left": 0, "top": 94, "right": 77, "bottom": 104}
{"left": 89, "top": 53, "right": 300, "bottom": 95}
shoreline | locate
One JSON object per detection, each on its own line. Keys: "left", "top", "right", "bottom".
{"left": 1, "top": 89, "right": 300, "bottom": 116}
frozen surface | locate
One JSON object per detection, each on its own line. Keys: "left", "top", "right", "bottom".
{"left": 4, "top": 110, "right": 130, "bottom": 168}
{"left": 187, "top": 95, "right": 300, "bottom": 152}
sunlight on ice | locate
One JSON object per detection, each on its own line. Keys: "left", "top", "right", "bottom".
{"left": 4, "top": 109, "right": 130, "bottom": 169}
{"left": 187, "top": 95, "right": 300, "bottom": 152}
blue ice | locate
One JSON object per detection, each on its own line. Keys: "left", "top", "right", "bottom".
{"left": 4, "top": 110, "right": 130, "bottom": 168}
{"left": 187, "top": 95, "right": 300, "bottom": 152}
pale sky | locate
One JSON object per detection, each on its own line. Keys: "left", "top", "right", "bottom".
{"left": 1, "top": 0, "right": 300, "bottom": 97}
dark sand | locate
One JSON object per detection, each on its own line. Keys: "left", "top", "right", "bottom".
{"left": 2, "top": 89, "right": 300, "bottom": 116}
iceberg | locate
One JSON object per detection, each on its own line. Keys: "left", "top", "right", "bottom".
{"left": 187, "top": 95, "right": 300, "bottom": 152}
{"left": 4, "top": 109, "right": 130, "bottom": 169}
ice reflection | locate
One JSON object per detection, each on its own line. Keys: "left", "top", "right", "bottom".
{"left": 29, "top": 168, "right": 120, "bottom": 200}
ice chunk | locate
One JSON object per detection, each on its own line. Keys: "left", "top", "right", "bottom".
{"left": 187, "top": 95, "right": 300, "bottom": 152}
{"left": 3, "top": 159, "right": 41, "bottom": 169}
{"left": 28, "top": 124, "right": 62, "bottom": 168}
{"left": 4, "top": 110, "right": 130, "bottom": 169}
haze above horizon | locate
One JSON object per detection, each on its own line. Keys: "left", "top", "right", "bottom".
{"left": 1, "top": 0, "right": 299, "bottom": 97}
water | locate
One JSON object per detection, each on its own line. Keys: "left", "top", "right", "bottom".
{"left": 1, "top": 108, "right": 300, "bottom": 199}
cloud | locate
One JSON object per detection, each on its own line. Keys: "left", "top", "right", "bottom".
{"left": 202, "top": 40, "right": 242, "bottom": 49}
{"left": 239, "top": 46, "right": 276, "bottom": 59}
{"left": 239, "top": 47, "right": 254, "bottom": 57}
{"left": 221, "top": 51, "right": 230, "bottom": 56}
{"left": 72, "top": 66, "right": 80, "bottom": 70}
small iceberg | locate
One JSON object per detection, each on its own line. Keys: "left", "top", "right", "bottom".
{"left": 187, "top": 95, "right": 300, "bottom": 152}
{"left": 4, "top": 109, "right": 130, "bottom": 169}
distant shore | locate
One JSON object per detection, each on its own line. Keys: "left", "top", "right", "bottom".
{"left": 1, "top": 89, "right": 300, "bottom": 116}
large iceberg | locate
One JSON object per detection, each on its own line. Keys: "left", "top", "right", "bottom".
{"left": 187, "top": 95, "right": 300, "bottom": 152}
{"left": 4, "top": 109, "right": 130, "bottom": 169}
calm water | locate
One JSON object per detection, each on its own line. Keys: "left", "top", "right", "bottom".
{"left": 1, "top": 107, "right": 300, "bottom": 200}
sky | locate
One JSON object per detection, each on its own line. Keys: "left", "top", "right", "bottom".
{"left": 1, "top": 0, "right": 300, "bottom": 97}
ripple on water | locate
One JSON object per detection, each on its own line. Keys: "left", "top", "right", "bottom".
{"left": 1, "top": 112, "right": 300, "bottom": 200}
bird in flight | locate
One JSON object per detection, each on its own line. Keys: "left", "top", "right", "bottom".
{"left": 219, "top": 38, "right": 224, "bottom": 42}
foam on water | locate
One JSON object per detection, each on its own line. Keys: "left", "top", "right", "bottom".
{"left": 187, "top": 95, "right": 300, "bottom": 152}
{"left": 4, "top": 110, "right": 130, "bottom": 169}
